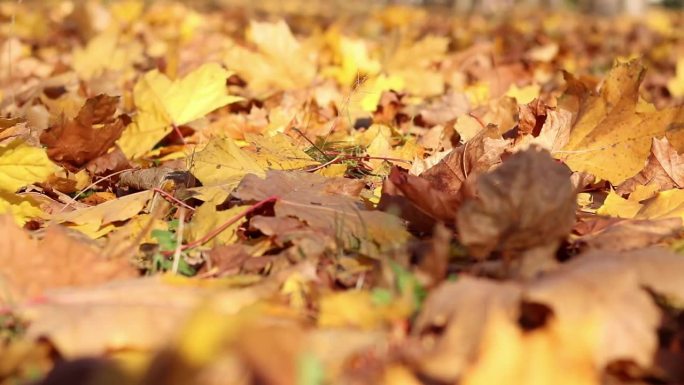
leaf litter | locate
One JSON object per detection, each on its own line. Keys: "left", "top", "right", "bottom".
{"left": 3, "top": 2, "right": 684, "bottom": 385}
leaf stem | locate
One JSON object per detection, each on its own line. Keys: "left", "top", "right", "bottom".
{"left": 163, "top": 195, "right": 278, "bottom": 255}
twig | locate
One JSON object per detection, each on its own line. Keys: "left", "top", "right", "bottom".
{"left": 59, "top": 168, "right": 136, "bottom": 213}
{"left": 152, "top": 187, "right": 195, "bottom": 211}
{"left": 171, "top": 207, "right": 186, "bottom": 274}
{"left": 305, "top": 155, "right": 342, "bottom": 172}
{"left": 171, "top": 123, "right": 187, "bottom": 145}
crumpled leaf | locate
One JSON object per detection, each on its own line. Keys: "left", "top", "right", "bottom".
{"left": 457, "top": 148, "right": 576, "bottom": 273}
{"left": 0, "top": 139, "right": 58, "bottom": 192}
{"left": 40, "top": 94, "right": 129, "bottom": 171}
{"left": 618, "top": 137, "right": 684, "bottom": 195}
{"left": 378, "top": 129, "right": 506, "bottom": 230}
{"left": 233, "top": 170, "right": 410, "bottom": 256}
{"left": 117, "top": 63, "right": 243, "bottom": 158}
{"left": 0, "top": 215, "right": 137, "bottom": 305}
{"left": 558, "top": 60, "right": 684, "bottom": 184}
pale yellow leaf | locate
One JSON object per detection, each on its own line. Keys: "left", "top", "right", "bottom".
{"left": 0, "top": 191, "right": 44, "bottom": 225}
{"left": 0, "top": 139, "right": 58, "bottom": 192}
{"left": 117, "top": 63, "right": 243, "bottom": 158}
{"left": 596, "top": 191, "right": 642, "bottom": 219}
{"left": 52, "top": 190, "right": 153, "bottom": 233}
{"left": 187, "top": 203, "right": 248, "bottom": 247}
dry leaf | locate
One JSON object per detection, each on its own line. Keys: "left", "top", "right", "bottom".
{"left": 457, "top": 148, "right": 576, "bottom": 274}
{"left": 40, "top": 94, "right": 129, "bottom": 171}
{"left": 0, "top": 216, "right": 136, "bottom": 305}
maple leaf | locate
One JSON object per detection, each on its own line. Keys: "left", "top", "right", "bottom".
{"left": 0, "top": 139, "right": 58, "bottom": 192}
{"left": 223, "top": 20, "right": 317, "bottom": 93}
{"left": 40, "top": 94, "right": 129, "bottom": 171}
{"left": 617, "top": 137, "right": 684, "bottom": 195}
{"left": 233, "top": 170, "right": 410, "bottom": 257}
{"left": 117, "top": 63, "right": 243, "bottom": 158}
{"left": 558, "top": 60, "right": 684, "bottom": 185}
{"left": 190, "top": 135, "right": 317, "bottom": 203}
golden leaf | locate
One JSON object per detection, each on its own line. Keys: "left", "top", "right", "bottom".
{"left": 559, "top": 60, "right": 684, "bottom": 184}
{"left": 0, "top": 139, "right": 58, "bottom": 193}
{"left": 118, "top": 63, "right": 243, "bottom": 158}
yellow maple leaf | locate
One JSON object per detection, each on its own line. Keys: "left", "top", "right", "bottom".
{"left": 505, "top": 84, "right": 541, "bottom": 104}
{"left": 636, "top": 189, "right": 684, "bottom": 221}
{"left": 224, "top": 20, "right": 316, "bottom": 93}
{"left": 0, "top": 139, "right": 58, "bottom": 192}
{"left": 187, "top": 203, "right": 248, "bottom": 247}
{"left": 324, "top": 33, "right": 381, "bottom": 85}
{"left": 596, "top": 191, "right": 642, "bottom": 219}
{"left": 357, "top": 74, "right": 405, "bottom": 112}
{"left": 191, "top": 135, "right": 316, "bottom": 203}
{"left": 190, "top": 138, "right": 264, "bottom": 203}
{"left": 246, "top": 133, "right": 318, "bottom": 170}
{"left": 72, "top": 27, "right": 142, "bottom": 79}
{"left": 117, "top": 63, "right": 243, "bottom": 158}
{"left": 558, "top": 60, "right": 684, "bottom": 185}
{"left": 0, "top": 191, "right": 44, "bottom": 225}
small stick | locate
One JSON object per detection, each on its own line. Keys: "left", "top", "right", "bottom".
{"left": 152, "top": 187, "right": 195, "bottom": 211}
{"left": 59, "top": 168, "right": 136, "bottom": 213}
{"left": 163, "top": 195, "right": 278, "bottom": 255}
{"left": 171, "top": 207, "right": 186, "bottom": 274}
{"left": 171, "top": 123, "right": 187, "bottom": 145}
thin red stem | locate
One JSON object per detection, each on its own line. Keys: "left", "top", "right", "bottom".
{"left": 162, "top": 195, "right": 278, "bottom": 255}
{"left": 172, "top": 123, "right": 187, "bottom": 145}
{"left": 152, "top": 187, "right": 195, "bottom": 211}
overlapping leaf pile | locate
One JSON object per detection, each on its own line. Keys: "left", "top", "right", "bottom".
{"left": 2, "top": 1, "right": 684, "bottom": 384}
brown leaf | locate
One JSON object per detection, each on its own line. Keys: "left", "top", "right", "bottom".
{"left": 517, "top": 98, "right": 549, "bottom": 136}
{"left": 233, "top": 170, "right": 410, "bottom": 256}
{"left": 40, "top": 94, "right": 129, "bottom": 171}
{"left": 456, "top": 148, "right": 576, "bottom": 269}
{"left": 378, "top": 129, "right": 506, "bottom": 229}
{"left": 0, "top": 215, "right": 137, "bottom": 305}
{"left": 575, "top": 217, "right": 682, "bottom": 252}
{"left": 618, "top": 137, "right": 684, "bottom": 195}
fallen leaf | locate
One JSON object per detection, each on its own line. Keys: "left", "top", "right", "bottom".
{"left": 457, "top": 148, "right": 576, "bottom": 274}
{"left": 559, "top": 60, "right": 684, "bottom": 184}
{"left": 233, "top": 170, "right": 410, "bottom": 256}
{"left": 618, "top": 137, "right": 684, "bottom": 195}
{"left": 187, "top": 203, "right": 249, "bottom": 247}
{"left": 0, "top": 139, "right": 58, "bottom": 192}
{"left": 224, "top": 20, "right": 316, "bottom": 93}
{"left": 117, "top": 63, "right": 243, "bottom": 158}
{"left": 596, "top": 190, "right": 643, "bottom": 219}
{"left": 52, "top": 190, "right": 153, "bottom": 237}
{"left": 0, "top": 216, "right": 137, "bottom": 305}
{"left": 575, "top": 217, "right": 682, "bottom": 251}
{"left": 40, "top": 94, "right": 129, "bottom": 171}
